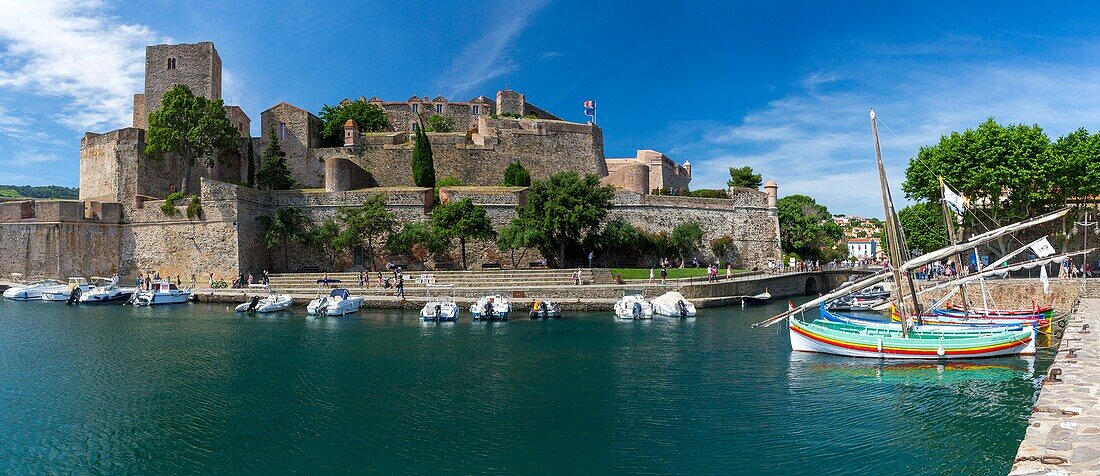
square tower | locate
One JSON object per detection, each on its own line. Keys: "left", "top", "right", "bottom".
{"left": 133, "top": 42, "right": 222, "bottom": 129}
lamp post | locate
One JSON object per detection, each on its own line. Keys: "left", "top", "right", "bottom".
{"left": 1072, "top": 212, "right": 1098, "bottom": 279}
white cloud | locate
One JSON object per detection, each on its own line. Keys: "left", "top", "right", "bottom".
{"left": 670, "top": 53, "right": 1100, "bottom": 217}
{"left": 435, "top": 0, "right": 547, "bottom": 98}
{"left": 0, "top": 0, "right": 161, "bottom": 132}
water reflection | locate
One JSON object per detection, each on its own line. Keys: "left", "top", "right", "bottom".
{"left": 788, "top": 351, "right": 1036, "bottom": 386}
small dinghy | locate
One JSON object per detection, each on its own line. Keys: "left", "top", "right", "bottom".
{"left": 741, "top": 288, "right": 771, "bottom": 306}
{"left": 651, "top": 291, "right": 697, "bottom": 318}
{"left": 235, "top": 292, "right": 293, "bottom": 314}
{"left": 529, "top": 299, "right": 561, "bottom": 319}
{"left": 615, "top": 292, "right": 653, "bottom": 320}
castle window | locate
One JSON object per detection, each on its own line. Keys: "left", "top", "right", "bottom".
{"left": 435, "top": 103, "right": 443, "bottom": 114}
{"left": 167, "top": 57, "right": 176, "bottom": 70}
{"left": 412, "top": 122, "right": 419, "bottom": 132}
{"left": 472, "top": 105, "right": 480, "bottom": 115}
{"left": 411, "top": 103, "right": 418, "bottom": 113}
{"left": 279, "top": 123, "right": 286, "bottom": 140}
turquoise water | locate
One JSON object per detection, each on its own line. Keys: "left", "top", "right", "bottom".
{"left": 0, "top": 300, "right": 1048, "bottom": 474}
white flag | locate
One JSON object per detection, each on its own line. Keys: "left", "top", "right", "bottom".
{"left": 1029, "top": 237, "right": 1056, "bottom": 258}
{"left": 942, "top": 184, "right": 966, "bottom": 215}
{"left": 1040, "top": 263, "right": 1050, "bottom": 294}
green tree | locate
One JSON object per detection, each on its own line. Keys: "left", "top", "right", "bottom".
{"left": 432, "top": 198, "right": 496, "bottom": 270}
{"left": 897, "top": 202, "right": 949, "bottom": 255}
{"left": 497, "top": 217, "right": 539, "bottom": 268}
{"left": 412, "top": 123, "right": 436, "bottom": 188}
{"left": 598, "top": 219, "right": 646, "bottom": 266}
{"left": 256, "top": 127, "right": 296, "bottom": 190}
{"left": 503, "top": 161, "right": 532, "bottom": 187}
{"left": 246, "top": 136, "right": 256, "bottom": 187}
{"left": 145, "top": 84, "right": 239, "bottom": 194}
{"left": 426, "top": 114, "right": 454, "bottom": 132}
{"left": 727, "top": 166, "right": 763, "bottom": 189}
{"left": 670, "top": 221, "right": 704, "bottom": 264}
{"left": 518, "top": 172, "right": 615, "bottom": 267}
{"left": 258, "top": 207, "right": 312, "bottom": 270}
{"left": 336, "top": 194, "right": 395, "bottom": 271}
{"left": 318, "top": 101, "right": 388, "bottom": 147}
{"left": 711, "top": 235, "right": 735, "bottom": 263}
{"left": 304, "top": 219, "right": 344, "bottom": 270}
{"left": 386, "top": 221, "right": 447, "bottom": 268}
{"left": 776, "top": 194, "right": 844, "bottom": 261}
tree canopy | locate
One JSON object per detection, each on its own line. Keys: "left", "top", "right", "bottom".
{"left": 516, "top": 172, "right": 615, "bottom": 267}
{"left": 337, "top": 195, "right": 395, "bottom": 271}
{"left": 303, "top": 219, "right": 344, "bottom": 271}
{"left": 432, "top": 198, "right": 496, "bottom": 270}
{"left": 258, "top": 207, "right": 312, "bottom": 271}
{"left": 145, "top": 84, "right": 239, "bottom": 194}
{"left": 386, "top": 221, "right": 447, "bottom": 268}
{"left": 412, "top": 122, "right": 436, "bottom": 188}
{"left": 318, "top": 101, "right": 388, "bottom": 147}
{"left": 255, "top": 126, "right": 296, "bottom": 190}
{"left": 503, "top": 161, "right": 531, "bottom": 187}
{"left": 496, "top": 217, "right": 539, "bottom": 268}
{"left": 776, "top": 194, "right": 843, "bottom": 261}
{"left": 426, "top": 114, "right": 454, "bottom": 133}
{"left": 669, "top": 221, "right": 704, "bottom": 263}
{"left": 897, "top": 202, "right": 949, "bottom": 256}
{"left": 727, "top": 166, "right": 763, "bottom": 189}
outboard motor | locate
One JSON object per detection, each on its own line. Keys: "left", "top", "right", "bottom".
{"left": 677, "top": 300, "right": 687, "bottom": 319}
{"left": 248, "top": 295, "right": 260, "bottom": 312}
{"left": 66, "top": 287, "right": 81, "bottom": 305}
{"left": 485, "top": 301, "right": 495, "bottom": 319}
{"left": 632, "top": 301, "right": 642, "bottom": 319}
{"left": 542, "top": 304, "right": 549, "bottom": 319}
{"left": 434, "top": 304, "right": 442, "bottom": 317}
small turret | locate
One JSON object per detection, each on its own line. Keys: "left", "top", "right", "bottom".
{"left": 343, "top": 119, "right": 360, "bottom": 147}
{"left": 764, "top": 179, "right": 778, "bottom": 214}
{"left": 683, "top": 161, "right": 691, "bottom": 177}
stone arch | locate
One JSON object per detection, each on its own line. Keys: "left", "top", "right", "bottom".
{"left": 804, "top": 276, "right": 819, "bottom": 295}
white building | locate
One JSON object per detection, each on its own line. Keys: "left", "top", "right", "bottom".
{"left": 847, "top": 239, "right": 879, "bottom": 259}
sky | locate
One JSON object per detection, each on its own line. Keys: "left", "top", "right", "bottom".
{"left": 3, "top": 1, "right": 1100, "bottom": 216}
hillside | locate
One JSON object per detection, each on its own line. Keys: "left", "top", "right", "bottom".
{"left": 0, "top": 185, "right": 79, "bottom": 199}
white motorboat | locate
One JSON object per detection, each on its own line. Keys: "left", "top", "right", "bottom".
{"left": 41, "top": 277, "right": 91, "bottom": 302}
{"left": 3, "top": 279, "right": 62, "bottom": 301}
{"left": 78, "top": 277, "right": 136, "bottom": 304}
{"left": 133, "top": 280, "right": 191, "bottom": 306}
{"left": 651, "top": 291, "right": 697, "bottom": 318}
{"left": 235, "top": 292, "right": 293, "bottom": 313}
{"left": 529, "top": 299, "right": 562, "bottom": 319}
{"left": 741, "top": 289, "right": 772, "bottom": 306}
{"left": 471, "top": 294, "right": 511, "bottom": 320}
{"left": 307, "top": 288, "right": 363, "bottom": 316}
{"left": 420, "top": 298, "right": 459, "bottom": 322}
{"left": 615, "top": 293, "right": 653, "bottom": 320}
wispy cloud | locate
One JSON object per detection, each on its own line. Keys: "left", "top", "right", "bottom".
{"left": 435, "top": 0, "right": 548, "bottom": 98}
{"left": 0, "top": 0, "right": 162, "bottom": 132}
{"left": 665, "top": 45, "right": 1100, "bottom": 217}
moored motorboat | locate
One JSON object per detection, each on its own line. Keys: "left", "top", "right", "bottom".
{"left": 651, "top": 291, "right": 696, "bottom": 318}
{"left": 307, "top": 288, "right": 363, "bottom": 316}
{"left": 235, "top": 292, "right": 293, "bottom": 313}
{"left": 78, "top": 277, "right": 136, "bottom": 304}
{"left": 3, "top": 279, "right": 62, "bottom": 301}
{"left": 133, "top": 280, "right": 191, "bottom": 306}
{"left": 615, "top": 292, "right": 653, "bottom": 320}
{"left": 471, "top": 294, "right": 511, "bottom": 320}
{"left": 41, "top": 277, "right": 90, "bottom": 302}
{"left": 741, "top": 289, "right": 771, "bottom": 306}
{"left": 529, "top": 299, "right": 561, "bottom": 319}
{"left": 420, "top": 297, "right": 459, "bottom": 322}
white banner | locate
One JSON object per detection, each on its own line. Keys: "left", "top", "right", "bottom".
{"left": 942, "top": 184, "right": 966, "bottom": 215}
{"left": 1029, "top": 236, "right": 1057, "bottom": 258}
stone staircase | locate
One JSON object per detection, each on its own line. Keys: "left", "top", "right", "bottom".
{"left": 262, "top": 268, "right": 614, "bottom": 295}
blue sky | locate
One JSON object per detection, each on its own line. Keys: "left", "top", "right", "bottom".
{"left": 3, "top": 1, "right": 1100, "bottom": 216}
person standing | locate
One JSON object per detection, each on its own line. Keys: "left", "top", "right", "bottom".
{"left": 660, "top": 267, "right": 667, "bottom": 285}
{"left": 726, "top": 263, "right": 733, "bottom": 280}
{"left": 189, "top": 274, "right": 196, "bottom": 289}
{"left": 396, "top": 273, "right": 405, "bottom": 298}
{"left": 648, "top": 267, "right": 655, "bottom": 284}
{"left": 588, "top": 251, "right": 594, "bottom": 268}
{"left": 262, "top": 270, "right": 270, "bottom": 286}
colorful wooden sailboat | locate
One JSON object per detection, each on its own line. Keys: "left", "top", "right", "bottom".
{"left": 789, "top": 315, "right": 1036, "bottom": 359}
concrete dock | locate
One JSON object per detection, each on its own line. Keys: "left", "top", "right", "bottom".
{"left": 1011, "top": 298, "right": 1100, "bottom": 475}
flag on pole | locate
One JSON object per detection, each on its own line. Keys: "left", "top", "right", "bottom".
{"left": 1040, "top": 263, "right": 1050, "bottom": 294}
{"left": 583, "top": 100, "right": 595, "bottom": 108}
{"left": 890, "top": 303, "right": 903, "bottom": 322}
{"left": 942, "top": 183, "right": 966, "bottom": 215}
{"left": 1029, "top": 237, "right": 1057, "bottom": 258}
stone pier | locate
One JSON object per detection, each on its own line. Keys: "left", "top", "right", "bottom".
{"left": 1011, "top": 298, "right": 1100, "bottom": 475}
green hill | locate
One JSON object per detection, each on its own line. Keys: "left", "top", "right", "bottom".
{"left": 0, "top": 185, "right": 79, "bottom": 199}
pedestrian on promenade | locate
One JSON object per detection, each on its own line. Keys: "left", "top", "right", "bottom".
{"left": 176, "top": 275, "right": 181, "bottom": 287}
{"left": 112, "top": 273, "right": 119, "bottom": 286}
{"left": 262, "top": 270, "right": 269, "bottom": 286}
{"left": 247, "top": 273, "right": 253, "bottom": 286}
{"left": 209, "top": 272, "right": 214, "bottom": 288}
{"left": 648, "top": 267, "right": 654, "bottom": 284}
{"left": 726, "top": 263, "right": 733, "bottom": 280}
{"left": 396, "top": 273, "right": 405, "bottom": 298}
{"left": 357, "top": 271, "right": 365, "bottom": 288}
{"left": 189, "top": 274, "right": 196, "bottom": 289}
{"left": 377, "top": 271, "right": 383, "bottom": 288}
{"left": 660, "top": 267, "right": 667, "bottom": 285}
{"left": 136, "top": 275, "right": 142, "bottom": 289}
{"left": 588, "top": 251, "right": 594, "bottom": 268}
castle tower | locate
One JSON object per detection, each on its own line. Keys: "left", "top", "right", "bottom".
{"left": 343, "top": 119, "right": 360, "bottom": 146}
{"left": 496, "top": 89, "right": 526, "bottom": 116}
{"left": 764, "top": 180, "right": 778, "bottom": 214}
{"left": 133, "top": 42, "right": 223, "bottom": 130}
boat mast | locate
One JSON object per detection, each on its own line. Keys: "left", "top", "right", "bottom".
{"left": 938, "top": 176, "right": 970, "bottom": 314}
{"left": 870, "top": 109, "right": 914, "bottom": 336}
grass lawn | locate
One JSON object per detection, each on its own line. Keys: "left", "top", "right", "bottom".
{"left": 613, "top": 267, "right": 747, "bottom": 280}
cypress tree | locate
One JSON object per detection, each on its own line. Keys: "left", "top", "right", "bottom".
{"left": 411, "top": 123, "right": 436, "bottom": 188}
{"left": 246, "top": 135, "right": 256, "bottom": 187}
{"left": 504, "top": 161, "right": 531, "bottom": 186}
{"left": 256, "top": 126, "right": 296, "bottom": 190}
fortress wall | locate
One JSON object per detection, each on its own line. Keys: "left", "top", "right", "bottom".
{"left": 0, "top": 222, "right": 123, "bottom": 280}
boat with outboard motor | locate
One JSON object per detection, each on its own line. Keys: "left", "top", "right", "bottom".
{"left": 615, "top": 292, "right": 653, "bottom": 320}
{"left": 307, "top": 288, "right": 363, "bottom": 316}
{"left": 652, "top": 291, "right": 697, "bottom": 318}
{"left": 41, "top": 277, "right": 90, "bottom": 302}
{"left": 741, "top": 288, "right": 771, "bottom": 306}
{"left": 529, "top": 299, "right": 561, "bottom": 319}
{"left": 471, "top": 294, "right": 511, "bottom": 320}
{"left": 133, "top": 280, "right": 191, "bottom": 306}
{"left": 78, "top": 277, "right": 136, "bottom": 304}
{"left": 235, "top": 292, "right": 293, "bottom": 313}
{"left": 3, "top": 278, "right": 62, "bottom": 301}
{"left": 420, "top": 284, "right": 459, "bottom": 322}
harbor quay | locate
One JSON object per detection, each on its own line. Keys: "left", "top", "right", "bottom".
{"left": 1011, "top": 295, "right": 1100, "bottom": 474}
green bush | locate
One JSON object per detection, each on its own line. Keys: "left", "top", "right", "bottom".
{"left": 426, "top": 114, "right": 454, "bottom": 133}
{"left": 161, "top": 191, "right": 186, "bottom": 216}
{"left": 186, "top": 195, "right": 202, "bottom": 219}
{"left": 503, "top": 161, "right": 531, "bottom": 187}
{"left": 689, "top": 189, "right": 729, "bottom": 199}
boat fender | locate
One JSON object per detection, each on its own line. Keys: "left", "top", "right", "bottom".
{"left": 937, "top": 345, "right": 945, "bottom": 357}
{"left": 876, "top": 337, "right": 882, "bottom": 354}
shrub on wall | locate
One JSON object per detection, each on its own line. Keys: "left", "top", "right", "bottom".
{"left": 503, "top": 161, "right": 531, "bottom": 187}
{"left": 426, "top": 114, "right": 453, "bottom": 133}
{"left": 161, "top": 191, "right": 186, "bottom": 216}
{"left": 689, "top": 189, "right": 729, "bottom": 199}
{"left": 186, "top": 195, "right": 203, "bottom": 220}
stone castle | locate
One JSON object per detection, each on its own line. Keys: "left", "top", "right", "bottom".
{"left": 0, "top": 41, "right": 781, "bottom": 280}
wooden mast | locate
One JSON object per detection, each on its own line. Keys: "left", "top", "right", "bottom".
{"left": 938, "top": 176, "right": 970, "bottom": 313}
{"left": 870, "top": 109, "right": 912, "bottom": 336}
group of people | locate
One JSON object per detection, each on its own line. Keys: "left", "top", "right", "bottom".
{"left": 135, "top": 271, "right": 196, "bottom": 290}
{"left": 1060, "top": 257, "right": 1097, "bottom": 279}
{"left": 228, "top": 270, "right": 269, "bottom": 289}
